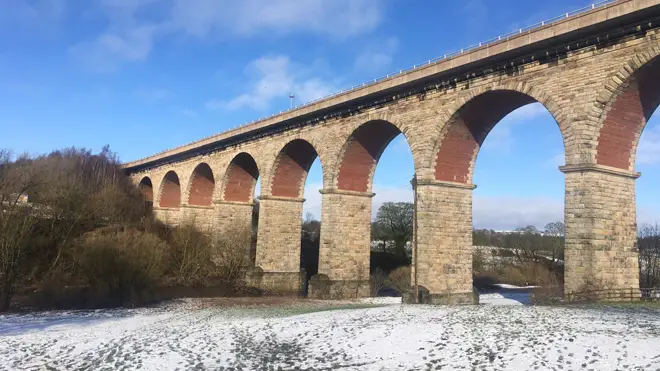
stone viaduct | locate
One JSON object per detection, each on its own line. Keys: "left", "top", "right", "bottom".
{"left": 124, "top": 0, "right": 660, "bottom": 303}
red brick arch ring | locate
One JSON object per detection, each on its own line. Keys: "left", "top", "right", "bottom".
{"left": 222, "top": 152, "right": 260, "bottom": 203}
{"left": 431, "top": 84, "right": 568, "bottom": 184}
{"left": 187, "top": 162, "right": 215, "bottom": 206}
{"left": 159, "top": 171, "right": 181, "bottom": 208}
{"left": 138, "top": 176, "right": 153, "bottom": 203}
{"left": 595, "top": 48, "right": 660, "bottom": 171}
{"left": 335, "top": 119, "right": 414, "bottom": 193}
{"left": 270, "top": 139, "right": 322, "bottom": 198}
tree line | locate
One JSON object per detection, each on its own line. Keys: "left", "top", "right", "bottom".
{"left": 0, "top": 147, "right": 252, "bottom": 312}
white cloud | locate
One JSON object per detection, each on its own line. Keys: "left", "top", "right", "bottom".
{"left": 71, "top": 0, "right": 384, "bottom": 71}
{"left": 302, "top": 182, "right": 323, "bottom": 219}
{"left": 462, "top": 0, "right": 488, "bottom": 30}
{"left": 473, "top": 195, "right": 564, "bottom": 230}
{"left": 206, "top": 55, "right": 336, "bottom": 111}
{"left": 354, "top": 37, "right": 399, "bottom": 73}
{"left": 300, "top": 183, "right": 412, "bottom": 221}
{"left": 301, "top": 185, "right": 659, "bottom": 231}
{"left": 0, "top": 0, "right": 66, "bottom": 28}
{"left": 169, "top": 0, "right": 382, "bottom": 38}
{"left": 372, "top": 185, "right": 413, "bottom": 219}
{"left": 638, "top": 206, "right": 660, "bottom": 226}
{"left": 637, "top": 124, "right": 660, "bottom": 165}
{"left": 70, "top": 25, "right": 158, "bottom": 72}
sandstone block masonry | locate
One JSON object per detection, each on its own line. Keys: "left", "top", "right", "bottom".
{"left": 125, "top": 1, "right": 660, "bottom": 300}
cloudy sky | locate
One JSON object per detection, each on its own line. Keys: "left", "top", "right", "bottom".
{"left": 2, "top": 0, "right": 659, "bottom": 230}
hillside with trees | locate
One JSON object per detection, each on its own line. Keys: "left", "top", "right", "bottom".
{"left": 0, "top": 147, "right": 252, "bottom": 312}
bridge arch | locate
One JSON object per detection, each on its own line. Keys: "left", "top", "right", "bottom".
{"left": 221, "top": 152, "right": 260, "bottom": 203}
{"left": 187, "top": 162, "right": 215, "bottom": 206}
{"left": 335, "top": 119, "right": 414, "bottom": 193}
{"left": 270, "top": 139, "right": 322, "bottom": 199}
{"left": 595, "top": 48, "right": 660, "bottom": 171}
{"left": 159, "top": 171, "right": 181, "bottom": 208}
{"left": 432, "top": 87, "right": 566, "bottom": 184}
{"left": 138, "top": 176, "right": 153, "bottom": 203}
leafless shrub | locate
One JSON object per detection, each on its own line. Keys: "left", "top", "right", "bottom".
{"left": 210, "top": 223, "right": 252, "bottom": 283}
{"left": 166, "top": 222, "right": 214, "bottom": 286}
{"left": 68, "top": 227, "right": 168, "bottom": 308}
{"left": 387, "top": 266, "right": 411, "bottom": 294}
{"left": 27, "top": 147, "right": 147, "bottom": 271}
{"left": 370, "top": 268, "right": 388, "bottom": 296}
{"left": 639, "top": 224, "right": 660, "bottom": 287}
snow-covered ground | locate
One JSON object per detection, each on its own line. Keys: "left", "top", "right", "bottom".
{"left": 1, "top": 298, "right": 660, "bottom": 370}
{"left": 479, "top": 284, "right": 536, "bottom": 305}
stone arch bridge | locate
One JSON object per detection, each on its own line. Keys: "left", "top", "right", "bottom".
{"left": 124, "top": 0, "right": 660, "bottom": 303}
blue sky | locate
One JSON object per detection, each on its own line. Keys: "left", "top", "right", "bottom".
{"left": 1, "top": 0, "right": 659, "bottom": 229}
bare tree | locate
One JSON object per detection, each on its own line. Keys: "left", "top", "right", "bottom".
{"left": 543, "top": 221, "right": 565, "bottom": 273}
{"left": 0, "top": 150, "right": 39, "bottom": 311}
{"left": 28, "top": 147, "right": 145, "bottom": 272}
{"left": 302, "top": 212, "right": 321, "bottom": 241}
{"left": 372, "top": 202, "right": 413, "bottom": 259}
{"left": 638, "top": 224, "right": 660, "bottom": 287}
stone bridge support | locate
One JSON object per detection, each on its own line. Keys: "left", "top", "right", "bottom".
{"left": 309, "top": 190, "right": 372, "bottom": 299}
{"left": 414, "top": 180, "right": 475, "bottom": 304}
{"left": 214, "top": 201, "right": 253, "bottom": 234}
{"left": 562, "top": 165, "right": 641, "bottom": 294}
{"left": 253, "top": 196, "right": 306, "bottom": 293}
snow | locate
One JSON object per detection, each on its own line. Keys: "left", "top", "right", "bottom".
{"left": 353, "top": 296, "right": 402, "bottom": 305}
{"left": 1, "top": 299, "right": 660, "bottom": 370}
{"left": 493, "top": 283, "right": 538, "bottom": 289}
{"left": 479, "top": 284, "right": 535, "bottom": 305}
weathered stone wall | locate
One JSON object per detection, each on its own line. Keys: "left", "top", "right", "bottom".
{"left": 563, "top": 166, "right": 641, "bottom": 293}
{"left": 215, "top": 201, "right": 253, "bottom": 234}
{"left": 245, "top": 268, "right": 305, "bottom": 294}
{"left": 414, "top": 182, "right": 474, "bottom": 302}
{"left": 153, "top": 208, "right": 181, "bottom": 226}
{"left": 317, "top": 191, "right": 372, "bottom": 280}
{"left": 127, "top": 26, "right": 660, "bottom": 299}
{"left": 180, "top": 205, "right": 215, "bottom": 232}
{"left": 255, "top": 197, "right": 304, "bottom": 273}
